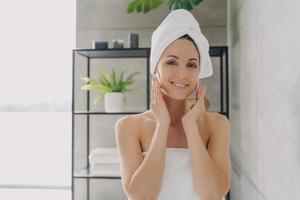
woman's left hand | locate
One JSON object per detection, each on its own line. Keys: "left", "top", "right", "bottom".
{"left": 181, "top": 84, "right": 207, "bottom": 126}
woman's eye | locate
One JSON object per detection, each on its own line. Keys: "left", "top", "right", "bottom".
{"left": 167, "top": 60, "right": 198, "bottom": 68}
{"left": 188, "top": 63, "right": 198, "bottom": 68}
{"left": 167, "top": 61, "right": 176, "bottom": 65}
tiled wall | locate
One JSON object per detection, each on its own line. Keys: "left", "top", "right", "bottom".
{"left": 228, "top": 0, "right": 300, "bottom": 199}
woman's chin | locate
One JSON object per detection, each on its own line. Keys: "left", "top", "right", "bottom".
{"left": 162, "top": 92, "right": 189, "bottom": 101}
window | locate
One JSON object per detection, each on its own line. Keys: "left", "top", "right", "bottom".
{"left": 0, "top": 0, "right": 75, "bottom": 199}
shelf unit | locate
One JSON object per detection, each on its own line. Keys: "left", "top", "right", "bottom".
{"left": 71, "top": 47, "right": 229, "bottom": 200}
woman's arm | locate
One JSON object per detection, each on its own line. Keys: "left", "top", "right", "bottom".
{"left": 182, "top": 114, "right": 231, "bottom": 200}
{"left": 115, "top": 116, "right": 169, "bottom": 200}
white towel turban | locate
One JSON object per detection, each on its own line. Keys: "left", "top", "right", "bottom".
{"left": 150, "top": 9, "right": 213, "bottom": 79}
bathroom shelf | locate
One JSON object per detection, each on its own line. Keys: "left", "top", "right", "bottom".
{"left": 74, "top": 168, "right": 120, "bottom": 179}
{"left": 71, "top": 46, "right": 229, "bottom": 200}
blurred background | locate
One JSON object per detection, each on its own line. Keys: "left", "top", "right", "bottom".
{"left": 0, "top": 0, "right": 299, "bottom": 200}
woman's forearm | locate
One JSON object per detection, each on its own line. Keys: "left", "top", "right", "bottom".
{"left": 183, "top": 123, "right": 226, "bottom": 200}
{"left": 128, "top": 123, "right": 169, "bottom": 199}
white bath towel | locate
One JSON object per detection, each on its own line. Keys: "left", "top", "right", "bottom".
{"left": 89, "top": 147, "right": 120, "bottom": 164}
{"left": 150, "top": 9, "right": 213, "bottom": 79}
{"left": 142, "top": 148, "right": 225, "bottom": 200}
{"left": 90, "top": 163, "right": 120, "bottom": 176}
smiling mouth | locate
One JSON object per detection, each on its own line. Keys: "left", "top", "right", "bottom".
{"left": 170, "top": 81, "right": 189, "bottom": 88}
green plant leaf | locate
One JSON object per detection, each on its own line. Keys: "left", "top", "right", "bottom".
{"left": 81, "top": 84, "right": 102, "bottom": 91}
{"left": 124, "top": 72, "right": 140, "bottom": 83}
{"left": 98, "top": 75, "right": 109, "bottom": 86}
{"left": 105, "top": 72, "right": 115, "bottom": 87}
{"left": 143, "top": 0, "right": 151, "bottom": 13}
{"left": 111, "top": 69, "right": 117, "bottom": 87}
{"left": 152, "top": 0, "right": 164, "bottom": 9}
{"left": 127, "top": 0, "right": 164, "bottom": 13}
{"left": 168, "top": 0, "right": 205, "bottom": 12}
{"left": 81, "top": 77, "right": 99, "bottom": 85}
{"left": 127, "top": 0, "right": 137, "bottom": 12}
{"left": 127, "top": 0, "right": 204, "bottom": 14}
{"left": 98, "top": 84, "right": 113, "bottom": 93}
{"left": 93, "top": 93, "right": 104, "bottom": 105}
{"left": 136, "top": 0, "right": 143, "bottom": 12}
{"left": 81, "top": 69, "right": 141, "bottom": 104}
{"left": 80, "top": 77, "right": 91, "bottom": 84}
{"left": 120, "top": 79, "right": 135, "bottom": 91}
{"left": 191, "top": 0, "right": 204, "bottom": 5}
{"left": 118, "top": 70, "right": 127, "bottom": 85}
{"left": 99, "top": 72, "right": 112, "bottom": 87}
{"left": 173, "top": 1, "right": 181, "bottom": 11}
{"left": 183, "top": 0, "right": 193, "bottom": 10}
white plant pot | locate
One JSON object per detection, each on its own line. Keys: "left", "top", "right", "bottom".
{"left": 104, "top": 92, "right": 124, "bottom": 113}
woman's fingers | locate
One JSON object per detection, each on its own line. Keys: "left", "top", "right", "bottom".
{"left": 154, "top": 78, "right": 158, "bottom": 104}
{"left": 151, "top": 76, "right": 157, "bottom": 105}
{"left": 155, "top": 78, "right": 159, "bottom": 104}
{"left": 151, "top": 76, "right": 165, "bottom": 106}
{"left": 196, "top": 84, "right": 199, "bottom": 101}
{"left": 157, "top": 81, "right": 163, "bottom": 102}
{"left": 196, "top": 84, "right": 201, "bottom": 101}
{"left": 196, "top": 85, "right": 206, "bottom": 106}
{"left": 151, "top": 77, "right": 154, "bottom": 105}
{"left": 199, "top": 85, "right": 205, "bottom": 98}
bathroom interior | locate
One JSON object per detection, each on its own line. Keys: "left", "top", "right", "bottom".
{"left": 0, "top": 0, "right": 299, "bottom": 200}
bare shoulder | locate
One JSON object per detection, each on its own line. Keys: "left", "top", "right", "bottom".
{"left": 204, "top": 112, "right": 230, "bottom": 131}
{"left": 115, "top": 110, "right": 153, "bottom": 137}
{"left": 114, "top": 112, "right": 151, "bottom": 194}
{"left": 205, "top": 112, "right": 231, "bottom": 153}
{"left": 115, "top": 114, "right": 140, "bottom": 135}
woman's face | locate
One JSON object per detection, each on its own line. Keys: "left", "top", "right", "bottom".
{"left": 156, "top": 39, "right": 200, "bottom": 100}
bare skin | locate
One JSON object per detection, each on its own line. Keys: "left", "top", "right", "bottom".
{"left": 115, "top": 39, "right": 231, "bottom": 200}
{"left": 137, "top": 110, "right": 216, "bottom": 152}
{"left": 139, "top": 38, "right": 214, "bottom": 151}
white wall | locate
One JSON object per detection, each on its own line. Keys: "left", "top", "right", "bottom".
{"left": 228, "top": 0, "right": 300, "bottom": 199}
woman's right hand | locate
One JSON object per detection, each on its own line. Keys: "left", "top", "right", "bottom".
{"left": 150, "top": 75, "right": 171, "bottom": 126}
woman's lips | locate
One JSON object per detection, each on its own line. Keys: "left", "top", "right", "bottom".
{"left": 170, "top": 81, "right": 188, "bottom": 88}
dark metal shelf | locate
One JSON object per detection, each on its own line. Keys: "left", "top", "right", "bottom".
{"left": 73, "top": 46, "right": 227, "bottom": 59}
{"left": 74, "top": 168, "right": 121, "bottom": 179}
{"left": 73, "top": 111, "right": 142, "bottom": 115}
{"left": 72, "top": 46, "right": 230, "bottom": 200}
{"left": 73, "top": 48, "right": 149, "bottom": 58}
{"left": 73, "top": 110, "right": 228, "bottom": 116}
{"left": 209, "top": 46, "right": 228, "bottom": 57}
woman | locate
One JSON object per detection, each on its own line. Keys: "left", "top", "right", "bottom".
{"left": 115, "top": 9, "right": 231, "bottom": 200}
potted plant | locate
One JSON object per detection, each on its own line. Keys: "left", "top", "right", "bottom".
{"left": 80, "top": 69, "right": 140, "bottom": 112}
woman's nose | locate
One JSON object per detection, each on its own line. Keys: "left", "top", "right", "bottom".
{"left": 176, "top": 74, "right": 186, "bottom": 79}
{"left": 176, "top": 67, "right": 188, "bottom": 79}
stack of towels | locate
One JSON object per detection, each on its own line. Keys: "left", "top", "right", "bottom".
{"left": 89, "top": 147, "right": 120, "bottom": 176}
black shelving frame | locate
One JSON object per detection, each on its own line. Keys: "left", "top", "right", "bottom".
{"left": 71, "top": 46, "right": 229, "bottom": 200}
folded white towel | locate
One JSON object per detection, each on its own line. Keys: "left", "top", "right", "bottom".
{"left": 90, "top": 163, "right": 120, "bottom": 176}
{"left": 89, "top": 155, "right": 119, "bottom": 164}
{"left": 150, "top": 9, "right": 213, "bottom": 79}
{"left": 89, "top": 147, "right": 120, "bottom": 164}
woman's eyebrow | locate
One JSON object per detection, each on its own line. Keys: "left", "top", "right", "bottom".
{"left": 167, "top": 55, "right": 198, "bottom": 61}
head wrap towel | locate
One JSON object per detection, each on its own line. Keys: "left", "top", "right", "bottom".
{"left": 150, "top": 9, "right": 213, "bottom": 79}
